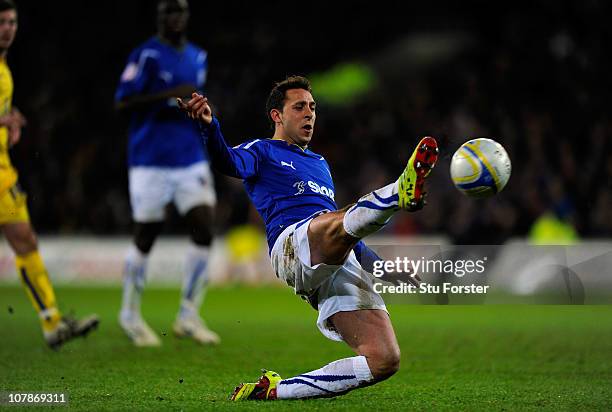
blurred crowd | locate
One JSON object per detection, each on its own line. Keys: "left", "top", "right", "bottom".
{"left": 8, "top": 1, "right": 611, "bottom": 241}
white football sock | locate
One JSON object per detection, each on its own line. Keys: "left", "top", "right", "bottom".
{"left": 343, "top": 181, "right": 399, "bottom": 239}
{"left": 276, "top": 356, "right": 374, "bottom": 399}
{"left": 120, "top": 245, "right": 148, "bottom": 319}
{"left": 178, "top": 244, "right": 210, "bottom": 319}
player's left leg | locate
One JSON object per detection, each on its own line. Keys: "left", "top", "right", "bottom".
{"left": 3, "top": 222, "right": 62, "bottom": 333}
{"left": 1, "top": 185, "right": 98, "bottom": 349}
{"left": 173, "top": 162, "right": 219, "bottom": 344}
{"left": 271, "top": 309, "right": 399, "bottom": 399}
{"left": 231, "top": 250, "right": 398, "bottom": 400}
{"left": 2, "top": 222, "right": 98, "bottom": 349}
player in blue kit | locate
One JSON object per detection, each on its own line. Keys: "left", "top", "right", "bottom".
{"left": 178, "top": 76, "right": 438, "bottom": 400}
{"left": 115, "top": 0, "right": 219, "bottom": 346}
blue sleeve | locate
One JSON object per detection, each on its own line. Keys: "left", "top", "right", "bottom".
{"left": 197, "top": 50, "right": 208, "bottom": 89}
{"left": 200, "top": 117, "right": 259, "bottom": 179}
{"left": 115, "top": 48, "right": 159, "bottom": 102}
{"left": 353, "top": 241, "right": 382, "bottom": 274}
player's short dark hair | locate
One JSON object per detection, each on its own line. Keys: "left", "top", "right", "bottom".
{"left": 266, "top": 75, "right": 312, "bottom": 128}
{"left": 0, "top": 0, "right": 16, "bottom": 12}
{"left": 158, "top": 0, "right": 188, "bottom": 14}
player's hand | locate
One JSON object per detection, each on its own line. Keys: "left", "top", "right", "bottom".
{"left": 8, "top": 125, "right": 21, "bottom": 147}
{"left": 7, "top": 108, "right": 26, "bottom": 147}
{"left": 177, "top": 93, "right": 212, "bottom": 125}
{"left": 11, "top": 107, "right": 27, "bottom": 128}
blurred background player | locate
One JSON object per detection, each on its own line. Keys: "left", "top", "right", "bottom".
{"left": 0, "top": 0, "right": 98, "bottom": 349}
{"left": 115, "top": 0, "right": 219, "bottom": 346}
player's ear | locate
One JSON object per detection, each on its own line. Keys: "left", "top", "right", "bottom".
{"left": 270, "top": 109, "right": 282, "bottom": 124}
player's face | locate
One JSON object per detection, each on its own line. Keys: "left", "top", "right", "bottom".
{"left": 0, "top": 9, "right": 17, "bottom": 51}
{"left": 279, "top": 89, "right": 316, "bottom": 146}
{"left": 159, "top": 0, "right": 189, "bottom": 35}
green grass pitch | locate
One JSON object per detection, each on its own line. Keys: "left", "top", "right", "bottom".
{"left": 1, "top": 285, "right": 611, "bottom": 411}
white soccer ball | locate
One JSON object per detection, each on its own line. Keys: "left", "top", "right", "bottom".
{"left": 450, "top": 138, "right": 512, "bottom": 198}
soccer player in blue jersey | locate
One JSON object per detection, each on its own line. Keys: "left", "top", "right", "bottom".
{"left": 178, "top": 76, "right": 439, "bottom": 400}
{"left": 115, "top": 0, "right": 219, "bottom": 346}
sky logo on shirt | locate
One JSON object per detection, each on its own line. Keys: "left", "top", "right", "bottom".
{"left": 293, "top": 180, "right": 335, "bottom": 200}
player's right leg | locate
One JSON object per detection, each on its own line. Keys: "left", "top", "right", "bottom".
{"left": 119, "top": 222, "right": 164, "bottom": 346}
{"left": 172, "top": 205, "right": 220, "bottom": 344}
{"left": 1, "top": 185, "right": 99, "bottom": 349}
{"left": 119, "top": 166, "right": 169, "bottom": 347}
{"left": 172, "top": 162, "right": 220, "bottom": 345}
{"left": 309, "top": 136, "right": 439, "bottom": 266}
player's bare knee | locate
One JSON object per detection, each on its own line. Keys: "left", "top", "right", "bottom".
{"left": 134, "top": 236, "right": 155, "bottom": 254}
{"left": 190, "top": 228, "right": 212, "bottom": 246}
{"left": 366, "top": 346, "right": 401, "bottom": 380}
{"left": 133, "top": 222, "right": 163, "bottom": 254}
{"left": 7, "top": 226, "right": 38, "bottom": 255}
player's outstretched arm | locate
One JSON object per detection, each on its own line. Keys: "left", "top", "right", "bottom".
{"left": 177, "top": 93, "right": 259, "bottom": 180}
{"left": 116, "top": 84, "right": 196, "bottom": 112}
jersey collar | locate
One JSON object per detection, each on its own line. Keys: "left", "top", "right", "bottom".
{"left": 269, "top": 138, "right": 308, "bottom": 152}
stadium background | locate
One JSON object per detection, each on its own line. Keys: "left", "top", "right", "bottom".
{"left": 1, "top": 2, "right": 612, "bottom": 410}
{"left": 6, "top": 0, "right": 612, "bottom": 241}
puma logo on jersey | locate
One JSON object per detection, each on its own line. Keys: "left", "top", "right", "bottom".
{"left": 281, "top": 161, "right": 296, "bottom": 170}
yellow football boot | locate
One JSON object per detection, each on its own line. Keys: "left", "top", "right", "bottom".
{"left": 397, "top": 136, "right": 439, "bottom": 211}
{"left": 230, "top": 369, "right": 282, "bottom": 401}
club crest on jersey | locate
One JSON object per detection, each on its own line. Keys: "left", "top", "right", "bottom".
{"left": 293, "top": 180, "right": 335, "bottom": 200}
{"left": 293, "top": 181, "right": 305, "bottom": 195}
{"left": 120, "top": 62, "right": 139, "bottom": 82}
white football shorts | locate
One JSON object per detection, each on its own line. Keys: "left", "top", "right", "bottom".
{"left": 270, "top": 211, "right": 388, "bottom": 341}
{"left": 128, "top": 161, "right": 216, "bottom": 222}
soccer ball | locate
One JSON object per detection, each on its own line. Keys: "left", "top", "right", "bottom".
{"left": 450, "top": 138, "right": 511, "bottom": 198}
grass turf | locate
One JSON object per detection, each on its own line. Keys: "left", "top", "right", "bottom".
{"left": 1, "top": 285, "right": 611, "bottom": 411}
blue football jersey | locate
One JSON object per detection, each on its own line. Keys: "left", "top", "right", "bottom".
{"left": 115, "top": 37, "right": 209, "bottom": 167}
{"left": 202, "top": 118, "right": 337, "bottom": 249}
{"left": 201, "top": 117, "right": 384, "bottom": 271}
